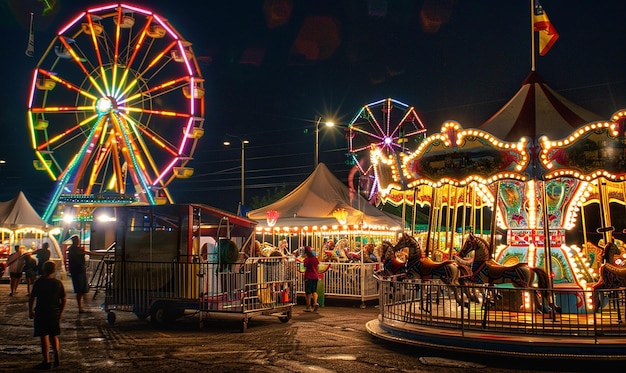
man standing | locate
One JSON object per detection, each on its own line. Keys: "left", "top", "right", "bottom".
{"left": 34, "top": 242, "right": 51, "bottom": 277}
{"left": 66, "top": 236, "right": 88, "bottom": 313}
{"left": 29, "top": 260, "right": 66, "bottom": 370}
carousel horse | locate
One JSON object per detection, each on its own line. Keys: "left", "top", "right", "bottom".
{"left": 335, "top": 239, "right": 352, "bottom": 262}
{"left": 592, "top": 261, "right": 626, "bottom": 320}
{"left": 458, "top": 233, "right": 559, "bottom": 316}
{"left": 374, "top": 240, "right": 407, "bottom": 278}
{"left": 394, "top": 233, "right": 468, "bottom": 308}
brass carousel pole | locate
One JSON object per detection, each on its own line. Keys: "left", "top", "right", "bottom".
{"left": 460, "top": 185, "right": 468, "bottom": 240}
{"left": 425, "top": 186, "right": 436, "bottom": 257}
{"left": 450, "top": 186, "right": 460, "bottom": 258}
{"left": 541, "top": 181, "right": 554, "bottom": 289}
{"left": 412, "top": 187, "right": 418, "bottom": 236}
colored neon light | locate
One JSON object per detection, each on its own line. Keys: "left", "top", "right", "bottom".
{"left": 121, "top": 107, "right": 190, "bottom": 118}
{"left": 153, "top": 15, "right": 178, "bottom": 39}
{"left": 85, "top": 13, "right": 110, "bottom": 96}
{"left": 38, "top": 69, "right": 98, "bottom": 100}
{"left": 114, "top": 15, "right": 153, "bottom": 98}
{"left": 119, "top": 76, "right": 187, "bottom": 105}
{"left": 27, "top": 69, "right": 38, "bottom": 108}
{"left": 36, "top": 115, "right": 97, "bottom": 151}
{"left": 58, "top": 12, "right": 86, "bottom": 35}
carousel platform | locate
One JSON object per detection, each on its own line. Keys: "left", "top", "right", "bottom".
{"left": 366, "top": 316, "right": 626, "bottom": 361}
{"left": 368, "top": 277, "right": 626, "bottom": 361}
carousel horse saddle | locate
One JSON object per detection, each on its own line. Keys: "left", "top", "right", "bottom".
{"left": 415, "top": 257, "right": 457, "bottom": 276}
{"left": 483, "top": 259, "right": 529, "bottom": 278}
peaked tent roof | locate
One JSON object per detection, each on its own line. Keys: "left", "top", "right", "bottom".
{"left": 247, "top": 163, "right": 402, "bottom": 229}
{"left": 0, "top": 191, "right": 48, "bottom": 230}
{"left": 478, "top": 72, "right": 603, "bottom": 141}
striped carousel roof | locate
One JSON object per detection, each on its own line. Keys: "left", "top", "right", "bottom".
{"left": 478, "top": 71, "right": 603, "bottom": 142}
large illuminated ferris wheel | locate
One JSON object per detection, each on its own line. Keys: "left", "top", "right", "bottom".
{"left": 26, "top": 3, "right": 205, "bottom": 222}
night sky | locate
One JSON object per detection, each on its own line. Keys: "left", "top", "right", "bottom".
{"left": 1, "top": 0, "right": 626, "bottom": 215}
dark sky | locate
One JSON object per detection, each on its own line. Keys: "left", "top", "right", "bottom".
{"left": 1, "top": 0, "right": 626, "bottom": 215}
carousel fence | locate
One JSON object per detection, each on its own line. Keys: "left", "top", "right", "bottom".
{"left": 103, "top": 257, "right": 297, "bottom": 316}
{"left": 294, "top": 262, "right": 379, "bottom": 301}
{"left": 377, "top": 277, "right": 626, "bottom": 339}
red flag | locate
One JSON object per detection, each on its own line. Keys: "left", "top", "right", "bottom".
{"left": 533, "top": 1, "right": 559, "bottom": 56}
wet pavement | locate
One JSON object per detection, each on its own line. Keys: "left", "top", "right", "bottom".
{"left": 0, "top": 277, "right": 610, "bottom": 372}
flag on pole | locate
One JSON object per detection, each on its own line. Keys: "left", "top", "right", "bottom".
{"left": 25, "top": 12, "right": 35, "bottom": 57}
{"left": 533, "top": 1, "right": 559, "bottom": 56}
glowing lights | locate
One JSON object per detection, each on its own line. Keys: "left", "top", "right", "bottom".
{"left": 96, "top": 97, "right": 113, "bottom": 114}
{"left": 332, "top": 208, "right": 349, "bottom": 225}
{"left": 266, "top": 210, "right": 279, "bottom": 227}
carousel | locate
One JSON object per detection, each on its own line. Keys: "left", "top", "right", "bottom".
{"left": 365, "top": 74, "right": 626, "bottom": 358}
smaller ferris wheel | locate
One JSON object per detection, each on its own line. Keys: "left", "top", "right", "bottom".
{"left": 347, "top": 98, "right": 427, "bottom": 202}
{"left": 26, "top": 3, "right": 205, "bottom": 221}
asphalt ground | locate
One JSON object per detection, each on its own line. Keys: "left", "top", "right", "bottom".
{"left": 0, "top": 277, "right": 615, "bottom": 372}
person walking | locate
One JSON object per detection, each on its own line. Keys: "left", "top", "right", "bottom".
{"left": 28, "top": 260, "right": 66, "bottom": 370}
{"left": 7, "top": 245, "right": 25, "bottom": 296}
{"left": 23, "top": 251, "right": 38, "bottom": 295}
{"left": 303, "top": 246, "right": 320, "bottom": 312}
{"left": 34, "top": 242, "right": 51, "bottom": 277}
{"left": 66, "top": 235, "right": 88, "bottom": 313}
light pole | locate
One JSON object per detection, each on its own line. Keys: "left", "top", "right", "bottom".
{"left": 314, "top": 117, "right": 334, "bottom": 168}
{"left": 223, "top": 137, "right": 250, "bottom": 207}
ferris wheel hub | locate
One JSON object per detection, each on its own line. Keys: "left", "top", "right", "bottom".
{"left": 96, "top": 96, "right": 116, "bottom": 115}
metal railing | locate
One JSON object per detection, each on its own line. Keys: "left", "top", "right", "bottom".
{"left": 103, "top": 256, "right": 297, "bottom": 316}
{"left": 294, "top": 262, "right": 380, "bottom": 302}
{"left": 377, "top": 277, "right": 626, "bottom": 339}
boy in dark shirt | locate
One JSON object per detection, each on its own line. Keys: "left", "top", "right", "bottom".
{"left": 28, "top": 261, "right": 66, "bottom": 370}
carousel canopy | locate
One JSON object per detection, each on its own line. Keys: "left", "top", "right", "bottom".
{"left": 479, "top": 71, "right": 603, "bottom": 141}
{"left": 0, "top": 191, "right": 48, "bottom": 231}
{"left": 247, "top": 163, "right": 402, "bottom": 229}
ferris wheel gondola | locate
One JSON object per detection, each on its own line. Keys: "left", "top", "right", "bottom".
{"left": 26, "top": 3, "right": 205, "bottom": 221}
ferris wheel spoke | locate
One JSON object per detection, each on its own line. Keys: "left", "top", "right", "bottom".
{"left": 115, "top": 39, "right": 178, "bottom": 99}
{"left": 120, "top": 113, "right": 179, "bottom": 186}
{"left": 118, "top": 75, "right": 189, "bottom": 106}
{"left": 35, "top": 114, "right": 98, "bottom": 152}
{"left": 58, "top": 36, "right": 106, "bottom": 97}
{"left": 120, "top": 112, "right": 178, "bottom": 156}
{"left": 36, "top": 69, "right": 98, "bottom": 101}
{"left": 83, "top": 13, "right": 112, "bottom": 95}
{"left": 114, "top": 15, "right": 155, "bottom": 99}
{"left": 363, "top": 106, "right": 386, "bottom": 137}
{"left": 116, "top": 113, "right": 162, "bottom": 177}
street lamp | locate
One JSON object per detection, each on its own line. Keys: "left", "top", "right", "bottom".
{"left": 314, "top": 117, "right": 334, "bottom": 168}
{"left": 223, "top": 137, "right": 250, "bottom": 207}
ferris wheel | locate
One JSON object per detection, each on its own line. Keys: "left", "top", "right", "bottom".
{"left": 346, "top": 98, "right": 427, "bottom": 201}
{"left": 26, "top": 3, "right": 205, "bottom": 221}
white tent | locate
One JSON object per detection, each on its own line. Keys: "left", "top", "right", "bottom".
{"left": 247, "top": 163, "right": 402, "bottom": 229}
{"left": 0, "top": 191, "right": 48, "bottom": 231}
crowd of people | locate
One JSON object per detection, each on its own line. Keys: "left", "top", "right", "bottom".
{"left": 5, "top": 235, "right": 92, "bottom": 370}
